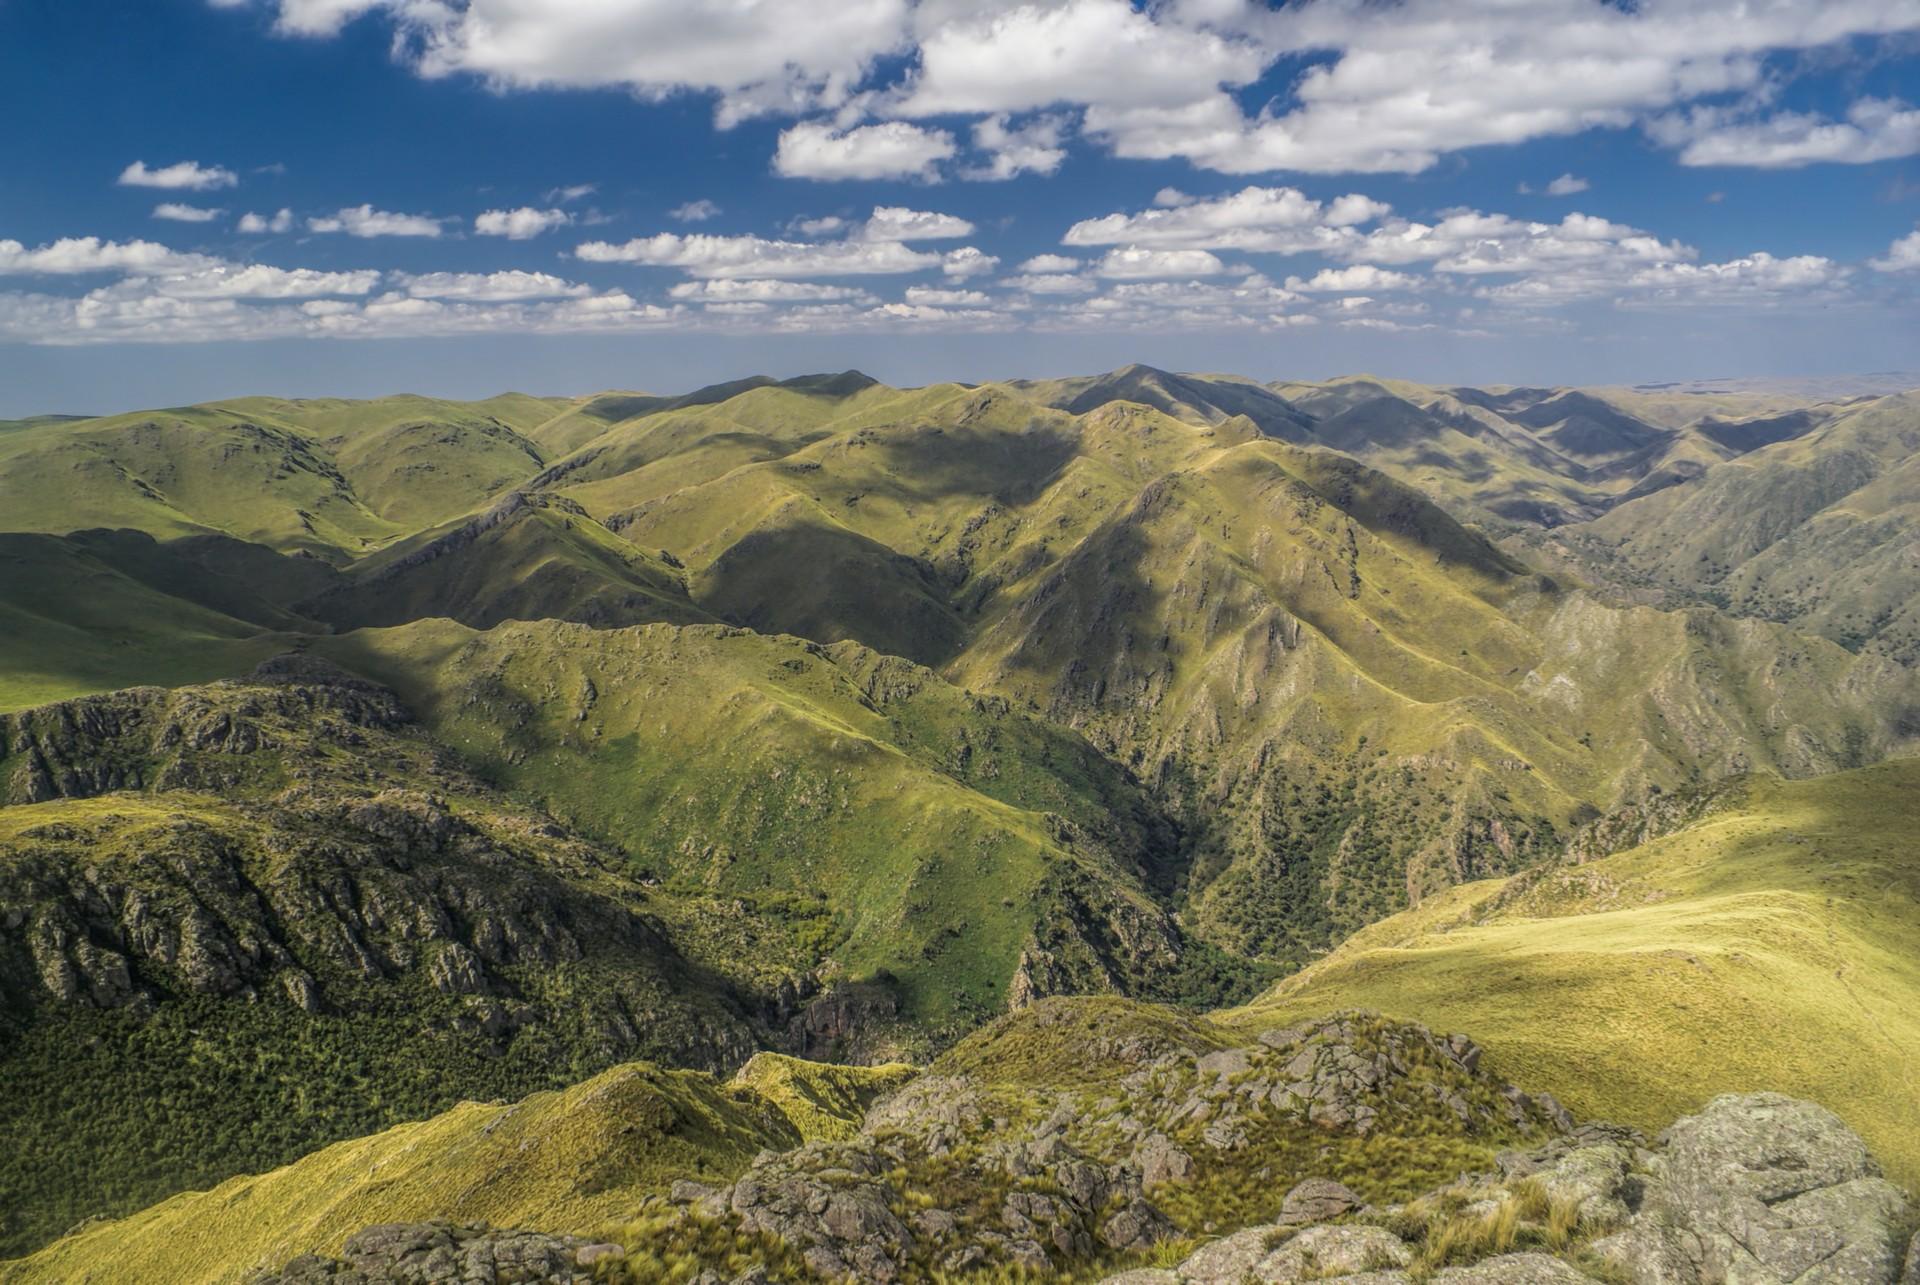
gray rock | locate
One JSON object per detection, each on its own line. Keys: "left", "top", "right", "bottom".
{"left": 1905, "top": 1231, "right": 1920, "bottom": 1283}
{"left": 1099, "top": 1272, "right": 1180, "bottom": 1285}
{"left": 1279, "top": 1177, "right": 1366, "bottom": 1225}
{"left": 1134, "top": 1131, "right": 1195, "bottom": 1188}
{"left": 1656, "top": 1092, "right": 1911, "bottom": 1284}
{"left": 1535, "top": 1143, "right": 1634, "bottom": 1225}
{"left": 1177, "top": 1226, "right": 1281, "bottom": 1283}
{"left": 1431, "top": 1252, "right": 1597, "bottom": 1282}
{"left": 1253, "top": 1225, "right": 1411, "bottom": 1280}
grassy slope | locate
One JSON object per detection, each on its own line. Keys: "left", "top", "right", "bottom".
{"left": 0, "top": 535, "right": 287, "bottom": 711}
{"left": 0, "top": 1061, "right": 807, "bottom": 1285}
{"left": 315, "top": 618, "right": 1184, "bottom": 1030}
{"left": 1228, "top": 759, "right": 1920, "bottom": 1188}
{"left": 1512, "top": 392, "right": 1920, "bottom": 662}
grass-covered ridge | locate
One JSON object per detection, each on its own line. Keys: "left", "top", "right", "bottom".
{"left": 1230, "top": 758, "right": 1920, "bottom": 1188}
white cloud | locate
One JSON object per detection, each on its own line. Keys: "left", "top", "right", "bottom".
{"left": 1350, "top": 210, "right": 1689, "bottom": 275}
{"left": 1286, "top": 265, "right": 1415, "bottom": 292}
{"left": 1481, "top": 249, "right": 1846, "bottom": 306}
{"left": 237, "top": 208, "right": 295, "bottom": 234}
{"left": 941, "top": 246, "right": 999, "bottom": 278}
{"left": 1002, "top": 272, "right": 1097, "bottom": 295}
{"left": 309, "top": 204, "right": 444, "bottom": 237}
{"left": 399, "top": 270, "right": 590, "bottom": 301}
{"left": 118, "top": 160, "right": 238, "bottom": 191}
{"left": 965, "top": 114, "right": 1069, "bottom": 181}
{"left": 1152, "top": 188, "right": 1195, "bottom": 208}
{"left": 255, "top": 0, "right": 910, "bottom": 126}
{"left": 1870, "top": 225, "right": 1920, "bottom": 273}
{"left": 548, "top": 183, "right": 598, "bottom": 203}
{"left": 790, "top": 215, "right": 849, "bottom": 237}
{"left": 1545, "top": 173, "right": 1590, "bottom": 196}
{"left": 670, "top": 199, "right": 722, "bottom": 222}
{"left": 576, "top": 231, "right": 942, "bottom": 278}
{"left": 0, "top": 236, "right": 221, "bottom": 276}
{"left": 86, "top": 264, "right": 381, "bottom": 300}
{"left": 897, "top": 0, "right": 1265, "bottom": 118}
{"left": 1095, "top": 246, "right": 1228, "bottom": 278}
{"left": 903, "top": 285, "right": 991, "bottom": 306}
{"left": 862, "top": 206, "right": 974, "bottom": 241}
{"left": 474, "top": 207, "right": 571, "bottom": 239}
{"left": 1064, "top": 185, "right": 1388, "bottom": 254}
{"left": 667, "top": 278, "right": 874, "bottom": 302}
{"left": 225, "top": 0, "right": 1920, "bottom": 179}
{"left": 1655, "top": 97, "right": 1920, "bottom": 168}
{"left": 774, "top": 120, "right": 956, "bottom": 181}
{"left": 153, "top": 203, "right": 225, "bottom": 223}
{"left": 1018, "top": 254, "right": 1081, "bottom": 273}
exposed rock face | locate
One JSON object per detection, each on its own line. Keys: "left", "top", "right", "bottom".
{"left": 249, "top": 1220, "right": 606, "bottom": 1283}
{"left": 1109, "top": 1092, "right": 1910, "bottom": 1285}
{"left": 1595, "top": 1093, "right": 1913, "bottom": 1285}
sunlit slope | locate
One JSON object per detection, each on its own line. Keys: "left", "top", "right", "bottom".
{"left": 0, "top": 1061, "right": 810, "bottom": 1285}
{"left": 0, "top": 395, "right": 569, "bottom": 557}
{"left": 316, "top": 618, "right": 1201, "bottom": 1029}
{"left": 1229, "top": 759, "right": 1920, "bottom": 1188}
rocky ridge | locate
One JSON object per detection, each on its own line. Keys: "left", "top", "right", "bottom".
{"left": 236, "top": 1008, "right": 1915, "bottom": 1285}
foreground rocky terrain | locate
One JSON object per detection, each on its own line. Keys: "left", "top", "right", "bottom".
{"left": 215, "top": 1010, "right": 1917, "bottom": 1285}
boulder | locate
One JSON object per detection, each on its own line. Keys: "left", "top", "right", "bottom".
{"left": 1253, "top": 1225, "right": 1411, "bottom": 1279}
{"left": 1431, "top": 1252, "right": 1598, "bottom": 1282}
{"left": 1279, "top": 1177, "right": 1367, "bottom": 1225}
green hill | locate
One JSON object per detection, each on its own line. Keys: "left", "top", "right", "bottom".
{"left": 1231, "top": 758, "right": 1920, "bottom": 1190}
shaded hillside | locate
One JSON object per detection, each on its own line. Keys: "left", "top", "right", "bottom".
{"left": 1511, "top": 392, "right": 1920, "bottom": 663}
{"left": 0, "top": 659, "right": 761, "bottom": 1255}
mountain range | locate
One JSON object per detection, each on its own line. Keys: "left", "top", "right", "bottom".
{"left": 0, "top": 366, "right": 1915, "bottom": 1283}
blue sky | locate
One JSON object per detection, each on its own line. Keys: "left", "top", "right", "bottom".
{"left": 2, "top": 0, "right": 1918, "bottom": 413}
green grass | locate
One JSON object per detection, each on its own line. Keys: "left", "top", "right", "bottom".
{"left": 1228, "top": 759, "right": 1920, "bottom": 1189}
{"left": 0, "top": 1061, "right": 801, "bottom": 1285}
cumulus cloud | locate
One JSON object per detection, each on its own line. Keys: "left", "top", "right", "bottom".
{"left": 547, "top": 183, "right": 598, "bottom": 203}
{"left": 1870, "top": 225, "right": 1920, "bottom": 273}
{"left": 0, "top": 236, "right": 221, "bottom": 276}
{"left": 309, "top": 204, "right": 444, "bottom": 237}
{"left": 1094, "top": 247, "right": 1229, "bottom": 278}
{"left": 1545, "top": 174, "right": 1590, "bottom": 196}
{"left": 775, "top": 120, "right": 957, "bottom": 181}
{"left": 1286, "top": 265, "right": 1416, "bottom": 292}
{"left": 92, "top": 264, "right": 381, "bottom": 300}
{"left": 474, "top": 207, "right": 572, "bottom": 239}
{"left": 965, "top": 113, "right": 1069, "bottom": 181}
{"left": 862, "top": 206, "right": 974, "bottom": 241}
{"left": 237, "top": 208, "right": 295, "bottom": 234}
{"left": 153, "top": 203, "right": 225, "bottom": 223}
{"left": 1001, "top": 272, "right": 1097, "bottom": 294}
{"left": 903, "top": 285, "right": 991, "bottom": 306}
{"left": 1064, "top": 185, "right": 1389, "bottom": 254}
{"left": 1018, "top": 254, "right": 1081, "bottom": 273}
{"left": 941, "top": 246, "right": 999, "bottom": 278}
{"left": 1654, "top": 97, "right": 1920, "bottom": 168}
{"left": 118, "top": 159, "right": 238, "bottom": 191}
{"left": 399, "top": 270, "right": 590, "bottom": 300}
{"left": 667, "top": 278, "right": 875, "bottom": 302}
{"left": 220, "top": 0, "right": 1920, "bottom": 179}
{"left": 896, "top": 0, "right": 1265, "bottom": 118}
{"left": 249, "top": 0, "right": 909, "bottom": 126}
{"left": 575, "top": 231, "right": 943, "bottom": 278}
{"left": 670, "top": 199, "right": 722, "bottom": 222}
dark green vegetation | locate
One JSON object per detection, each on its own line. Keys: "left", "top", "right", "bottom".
{"left": 0, "top": 368, "right": 1916, "bottom": 1273}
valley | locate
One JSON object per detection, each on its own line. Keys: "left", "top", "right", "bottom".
{"left": 0, "top": 367, "right": 1915, "bottom": 1282}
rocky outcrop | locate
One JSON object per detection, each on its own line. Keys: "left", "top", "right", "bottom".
{"left": 1101, "top": 1093, "right": 1911, "bottom": 1285}
{"left": 1593, "top": 1093, "right": 1913, "bottom": 1284}
{"left": 249, "top": 1220, "right": 614, "bottom": 1283}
